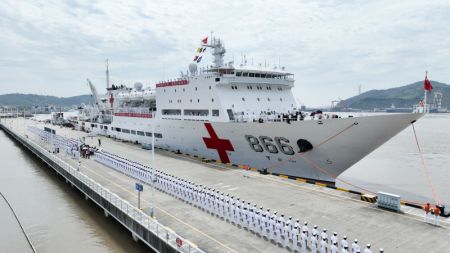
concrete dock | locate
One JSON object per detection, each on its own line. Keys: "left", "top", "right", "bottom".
{"left": 2, "top": 117, "right": 450, "bottom": 253}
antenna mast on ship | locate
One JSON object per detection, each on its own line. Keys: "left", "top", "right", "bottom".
{"left": 203, "top": 36, "right": 226, "bottom": 68}
{"left": 106, "top": 59, "right": 110, "bottom": 90}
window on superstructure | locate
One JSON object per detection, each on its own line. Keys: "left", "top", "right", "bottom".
{"left": 261, "top": 74, "right": 266, "bottom": 78}
{"left": 212, "top": 110, "right": 219, "bottom": 116}
{"left": 145, "top": 132, "right": 152, "bottom": 137}
{"left": 236, "top": 72, "right": 242, "bottom": 77}
{"left": 115, "top": 128, "right": 121, "bottom": 132}
{"left": 184, "top": 109, "right": 209, "bottom": 116}
{"left": 198, "top": 99, "right": 200, "bottom": 103}
{"left": 154, "top": 133, "right": 163, "bottom": 138}
{"left": 243, "top": 72, "right": 248, "bottom": 77}
{"left": 162, "top": 109, "right": 181, "bottom": 115}
{"left": 255, "top": 73, "right": 260, "bottom": 78}
{"left": 212, "top": 98, "right": 214, "bottom": 102}
{"left": 131, "top": 130, "right": 136, "bottom": 135}
{"left": 122, "top": 129, "right": 130, "bottom": 134}
{"left": 249, "top": 73, "right": 255, "bottom": 77}
{"left": 137, "top": 131, "right": 145, "bottom": 136}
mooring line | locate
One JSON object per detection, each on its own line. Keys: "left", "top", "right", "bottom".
{"left": 0, "top": 191, "right": 37, "bottom": 253}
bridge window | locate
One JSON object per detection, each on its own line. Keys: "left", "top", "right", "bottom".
{"left": 261, "top": 73, "right": 266, "bottom": 78}
{"left": 131, "top": 130, "right": 136, "bottom": 135}
{"left": 115, "top": 128, "right": 121, "bottom": 132}
{"left": 255, "top": 73, "right": 260, "bottom": 78}
{"left": 184, "top": 109, "right": 209, "bottom": 116}
{"left": 155, "top": 133, "right": 163, "bottom": 138}
{"left": 212, "top": 110, "right": 219, "bottom": 116}
{"left": 145, "top": 132, "right": 152, "bottom": 137}
{"left": 122, "top": 129, "right": 130, "bottom": 134}
{"left": 243, "top": 72, "right": 248, "bottom": 77}
{"left": 137, "top": 131, "right": 145, "bottom": 136}
{"left": 162, "top": 109, "right": 181, "bottom": 115}
{"left": 249, "top": 73, "right": 255, "bottom": 77}
{"left": 236, "top": 72, "right": 242, "bottom": 77}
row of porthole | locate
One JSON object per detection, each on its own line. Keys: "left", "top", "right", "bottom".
{"left": 168, "top": 98, "right": 215, "bottom": 103}
{"left": 163, "top": 86, "right": 212, "bottom": 93}
{"left": 241, "top": 97, "right": 283, "bottom": 102}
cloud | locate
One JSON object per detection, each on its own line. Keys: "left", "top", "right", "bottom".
{"left": 0, "top": 0, "right": 449, "bottom": 106}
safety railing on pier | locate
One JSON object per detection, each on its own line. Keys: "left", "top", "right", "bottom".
{"left": 20, "top": 128, "right": 204, "bottom": 253}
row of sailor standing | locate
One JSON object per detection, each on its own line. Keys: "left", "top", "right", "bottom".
{"left": 93, "top": 150, "right": 382, "bottom": 253}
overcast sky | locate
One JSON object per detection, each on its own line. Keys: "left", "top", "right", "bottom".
{"left": 0, "top": 0, "right": 449, "bottom": 106}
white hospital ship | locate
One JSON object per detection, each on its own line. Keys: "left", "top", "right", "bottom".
{"left": 78, "top": 37, "right": 423, "bottom": 183}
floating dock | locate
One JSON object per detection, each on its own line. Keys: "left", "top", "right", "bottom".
{"left": 1, "top": 118, "right": 449, "bottom": 253}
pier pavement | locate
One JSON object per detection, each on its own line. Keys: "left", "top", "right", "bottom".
{"left": 4, "top": 118, "right": 450, "bottom": 253}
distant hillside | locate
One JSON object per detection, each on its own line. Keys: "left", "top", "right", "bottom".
{"left": 342, "top": 81, "right": 450, "bottom": 109}
{"left": 0, "top": 93, "right": 91, "bottom": 107}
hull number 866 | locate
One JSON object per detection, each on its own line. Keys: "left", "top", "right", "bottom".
{"left": 244, "top": 135, "right": 313, "bottom": 155}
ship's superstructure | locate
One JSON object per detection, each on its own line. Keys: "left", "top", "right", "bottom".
{"left": 79, "top": 37, "right": 423, "bottom": 183}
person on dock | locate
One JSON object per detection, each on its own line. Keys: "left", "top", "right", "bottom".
{"left": 311, "top": 232, "right": 318, "bottom": 253}
{"left": 433, "top": 205, "right": 441, "bottom": 226}
{"left": 292, "top": 225, "right": 299, "bottom": 251}
{"left": 331, "top": 241, "right": 339, "bottom": 253}
{"left": 341, "top": 236, "right": 348, "bottom": 250}
{"left": 301, "top": 230, "right": 307, "bottom": 253}
{"left": 352, "top": 239, "right": 360, "bottom": 253}
{"left": 423, "top": 202, "right": 431, "bottom": 223}
{"left": 320, "top": 237, "right": 328, "bottom": 253}
{"left": 363, "top": 244, "right": 372, "bottom": 253}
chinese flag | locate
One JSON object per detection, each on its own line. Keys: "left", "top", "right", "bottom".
{"left": 201, "top": 36, "right": 208, "bottom": 44}
{"left": 424, "top": 74, "right": 432, "bottom": 91}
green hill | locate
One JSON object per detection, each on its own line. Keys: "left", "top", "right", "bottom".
{"left": 0, "top": 93, "right": 91, "bottom": 107}
{"left": 342, "top": 81, "right": 450, "bottom": 110}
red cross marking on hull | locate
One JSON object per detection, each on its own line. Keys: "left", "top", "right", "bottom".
{"left": 202, "top": 123, "right": 234, "bottom": 163}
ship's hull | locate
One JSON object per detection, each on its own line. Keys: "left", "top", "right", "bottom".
{"left": 89, "top": 113, "right": 423, "bottom": 183}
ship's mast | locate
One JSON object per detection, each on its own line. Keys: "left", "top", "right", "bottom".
{"left": 203, "top": 37, "right": 226, "bottom": 68}
{"left": 106, "top": 59, "right": 110, "bottom": 91}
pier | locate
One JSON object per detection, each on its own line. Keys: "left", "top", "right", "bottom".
{"left": 1, "top": 117, "right": 449, "bottom": 253}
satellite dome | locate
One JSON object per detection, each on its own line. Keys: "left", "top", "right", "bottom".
{"left": 189, "top": 63, "right": 198, "bottom": 75}
{"left": 134, "top": 82, "right": 143, "bottom": 91}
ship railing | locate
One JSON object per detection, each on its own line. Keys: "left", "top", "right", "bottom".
{"left": 22, "top": 129, "right": 204, "bottom": 253}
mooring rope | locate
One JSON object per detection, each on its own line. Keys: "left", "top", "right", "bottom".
{"left": 0, "top": 191, "right": 37, "bottom": 253}
{"left": 411, "top": 123, "right": 441, "bottom": 205}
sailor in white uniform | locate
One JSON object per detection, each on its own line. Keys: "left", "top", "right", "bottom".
{"left": 261, "top": 213, "right": 268, "bottom": 238}
{"left": 302, "top": 222, "right": 309, "bottom": 237}
{"left": 269, "top": 216, "right": 275, "bottom": 241}
{"left": 235, "top": 204, "right": 241, "bottom": 226}
{"left": 341, "top": 236, "right": 348, "bottom": 250}
{"left": 363, "top": 244, "right": 372, "bottom": 253}
{"left": 352, "top": 239, "right": 360, "bottom": 253}
{"left": 301, "top": 230, "right": 308, "bottom": 253}
{"left": 331, "top": 241, "right": 338, "bottom": 253}
{"left": 292, "top": 225, "right": 299, "bottom": 251}
{"left": 275, "top": 220, "right": 282, "bottom": 245}
{"left": 331, "top": 232, "right": 338, "bottom": 247}
{"left": 320, "top": 237, "right": 328, "bottom": 253}
{"left": 311, "top": 232, "right": 318, "bottom": 253}
{"left": 321, "top": 228, "right": 328, "bottom": 243}
{"left": 312, "top": 225, "right": 318, "bottom": 238}
{"left": 286, "top": 216, "right": 293, "bottom": 238}
{"left": 283, "top": 223, "right": 290, "bottom": 248}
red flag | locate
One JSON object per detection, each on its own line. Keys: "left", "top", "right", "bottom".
{"left": 201, "top": 36, "right": 208, "bottom": 44}
{"left": 424, "top": 73, "right": 432, "bottom": 91}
